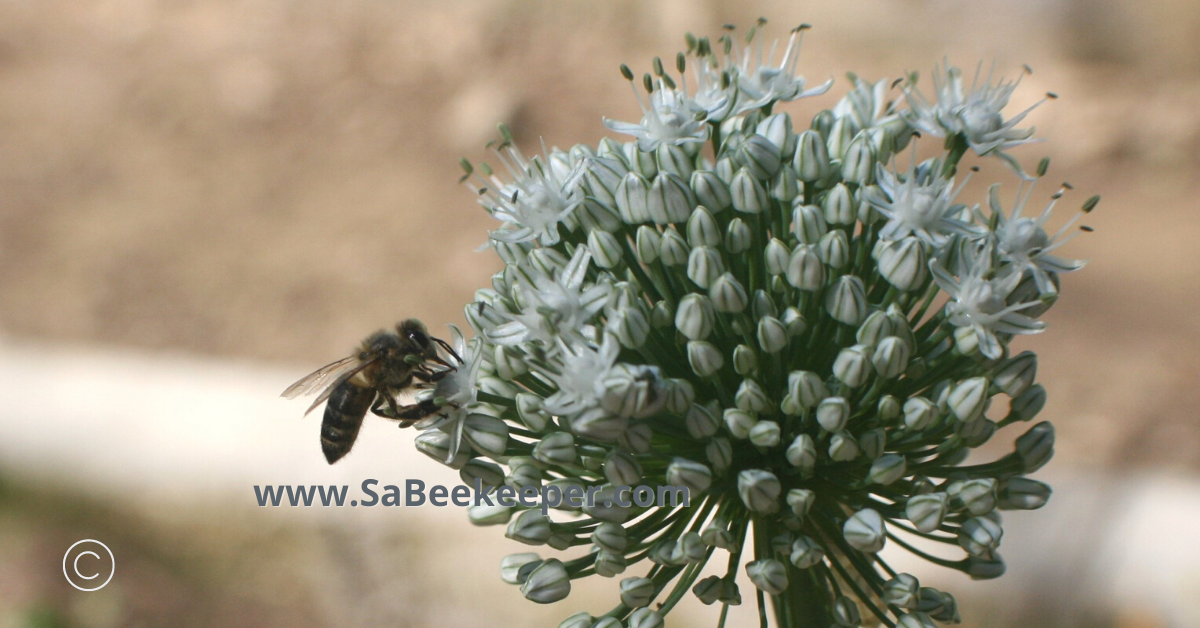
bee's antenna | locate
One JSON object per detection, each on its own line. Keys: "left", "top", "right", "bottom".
{"left": 434, "top": 337, "right": 465, "bottom": 364}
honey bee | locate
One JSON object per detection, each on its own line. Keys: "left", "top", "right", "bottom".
{"left": 282, "top": 319, "right": 461, "bottom": 464}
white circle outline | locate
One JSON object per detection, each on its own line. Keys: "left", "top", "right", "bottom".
{"left": 63, "top": 540, "right": 114, "bottom": 592}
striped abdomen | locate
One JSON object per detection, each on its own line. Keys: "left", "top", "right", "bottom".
{"left": 320, "top": 381, "right": 376, "bottom": 464}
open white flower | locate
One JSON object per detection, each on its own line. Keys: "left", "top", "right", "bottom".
{"left": 414, "top": 325, "right": 483, "bottom": 462}
{"left": 729, "top": 23, "right": 832, "bottom": 115}
{"left": 541, "top": 334, "right": 621, "bottom": 417}
{"left": 487, "top": 247, "right": 611, "bottom": 348}
{"left": 868, "top": 152, "right": 979, "bottom": 247}
{"left": 931, "top": 247, "right": 1046, "bottom": 359}
{"left": 604, "top": 79, "right": 710, "bottom": 152}
{"left": 468, "top": 136, "right": 585, "bottom": 246}
{"left": 975, "top": 183, "right": 1086, "bottom": 296}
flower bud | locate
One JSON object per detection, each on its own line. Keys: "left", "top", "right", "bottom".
{"left": 507, "top": 510, "right": 552, "bottom": 546}
{"left": 737, "top": 134, "right": 782, "bottom": 180}
{"left": 998, "top": 477, "right": 1052, "bottom": 510}
{"left": 786, "top": 434, "right": 818, "bottom": 471}
{"left": 1009, "top": 384, "right": 1047, "bottom": 422}
{"left": 993, "top": 351, "right": 1037, "bottom": 397}
{"left": 559, "top": 612, "right": 594, "bottom": 628}
{"left": 722, "top": 217, "right": 753, "bottom": 254}
{"left": 687, "top": 246, "right": 725, "bottom": 289}
{"left": 788, "top": 535, "right": 825, "bottom": 569}
{"left": 868, "top": 454, "right": 908, "bottom": 485}
{"left": 507, "top": 459, "right": 543, "bottom": 489}
{"left": 735, "top": 378, "right": 769, "bottom": 413}
{"left": 628, "top": 608, "right": 664, "bottom": 628}
{"left": 469, "top": 504, "right": 514, "bottom": 526}
{"left": 841, "top": 134, "right": 876, "bottom": 184}
{"left": 818, "top": 230, "right": 851, "bottom": 269}
{"left": 583, "top": 485, "right": 632, "bottom": 523}
{"left": 833, "top": 345, "right": 872, "bottom": 387}
{"left": 584, "top": 155, "right": 625, "bottom": 209}
{"left": 872, "top": 336, "right": 911, "bottom": 378}
{"left": 500, "top": 552, "right": 541, "bottom": 584}
{"left": 1016, "top": 421, "right": 1054, "bottom": 472}
{"left": 876, "top": 237, "right": 928, "bottom": 291}
{"left": 729, "top": 344, "right": 757, "bottom": 376}
{"left": 710, "top": 273, "right": 748, "bottom": 313}
{"left": 657, "top": 227, "right": 690, "bottom": 266}
{"left": 670, "top": 532, "right": 706, "bottom": 564}
{"left": 788, "top": 371, "right": 830, "bottom": 410}
{"left": 666, "top": 457, "right": 713, "bottom": 494}
{"left": 624, "top": 142, "right": 657, "bottom": 178}
{"left": 414, "top": 430, "right": 470, "bottom": 468}
{"left": 906, "top": 492, "right": 948, "bottom": 533}
{"left": 786, "top": 488, "right": 815, "bottom": 519}
{"left": 717, "top": 580, "right": 742, "bottom": 606}
{"left": 673, "top": 294, "right": 716, "bottom": 341}
{"left": 947, "top": 478, "right": 997, "bottom": 516}
{"left": 749, "top": 420, "right": 781, "bottom": 448}
{"left": 685, "top": 403, "right": 720, "bottom": 439}
{"left": 756, "top": 316, "right": 789, "bottom": 354}
{"left": 619, "top": 423, "right": 652, "bottom": 454}
{"left": 701, "top": 520, "right": 735, "bottom": 549}
{"left": 592, "top": 522, "right": 628, "bottom": 555}
{"left": 794, "top": 130, "right": 830, "bottom": 182}
{"left": 782, "top": 307, "right": 808, "bottom": 337}
{"left": 604, "top": 450, "right": 642, "bottom": 487}
{"left": 746, "top": 559, "right": 788, "bottom": 594}
{"left": 706, "top": 437, "right": 733, "bottom": 472}
{"left": 634, "top": 225, "right": 660, "bottom": 264}
{"left": 462, "top": 458, "right": 506, "bottom": 489}
{"left": 829, "top": 432, "right": 860, "bottom": 461}
{"left": 833, "top": 596, "right": 862, "bottom": 627}
{"left": 883, "top": 574, "right": 920, "bottom": 609}
{"left": 958, "top": 516, "right": 1004, "bottom": 557}
{"left": 687, "top": 340, "right": 724, "bottom": 377}
{"left": 619, "top": 576, "right": 655, "bottom": 608}
{"left": 650, "top": 300, "right": 673, "bottom": 329}
{"left": 826, "top": 275, "right": 868, "bottom": 325}
{"left": 965, "top": 554, "right": 1006, "bottom": 580}
{"left": 738, "top": 469, "right": 781, "bottom": 513}
{"left": 693, "top": 576, "right": 723, "bottom": 605}
{"left": 903, "top": 396, "right": 938, "bottom": 431}
{"left": 548, "top": 532, "right": 574, "bottom": 551}
{"left": 686, "top": 206, "right": 722, "bottom": 248}
{"left": 757, "top": 114, "right": 796, "bottom": 157}
{"left": 691, "top": 170, "right": 731, "bottom": 213}
{"left": 785, "top": 244, "right": 825, "bottom": 290}
{"left": 533, "top": 431, "right": 577, "bottom": 465}
{"left": 588, "top": 230, "right": 625, "bottom": 269}
{"left": 855, "top": 428, "right": 883, "bottom": 461}
{"left": 616, "top": 172, "right": 651, "bottom": 224}
{"left": 656, "top": 141, "right": 694, "bottom": 178}
{"left": 724, "top": 408, "right": 757, "bottom": 439}
{"left": 819, "top": 184, "right": 853, "bottom": 227}
{"left": 948, "top": 377, "right": 991, "bottom": 422}
{"left": 817, "top": 396, "right": 851, "bottom": 432}
{"left": 844, "top": 508, "right": 886, "bottom": 553}
{"left": 877, "top": 395, "right": 901, "bottom": 422}
{"left": 917, "top": 588, "right": 959, "bottom": 622}
{"left": 792, "top": 203, "right": 828, "bottom": 244}
{"left": 571, "top": 408, "right": 628, "bottom": 442}
{"left": 958, "top": 417, "right": 997, "bottom": 448}
{"left": 896, "top": 613, "right": 937, "bottom": 628}
{"left": 731, "top": 168, "right": 769, "bottom": 213}
{"left": 763, "top": 238, "right": 791, "bottom": 275}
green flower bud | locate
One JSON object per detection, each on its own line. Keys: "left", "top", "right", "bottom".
{"left": 947, "top": 478, "right": 997, "bottom": 516}
{"left": 817, "top": 396, "right": 851, "bottom": 431}
{"left": 507, "top": 460, "right": 543, "bottom": 489}
{"left": 717, "top": 580, "right": 743, "bottom": 606}
{"left": 685, "top": 402, "right": 720, "bottom": 439}
{"left": 675, "top": 294, "right": 716, "bottom": 340}
{"left": 462, "top": 459, "right": 506, "bottom": 489}
{"left": 746, "top": 559, "right": 788, "bottom": 594}
{"left": 833, "top": 596, "right": 862, "bottom": 627}
{"left": 724, "top": 217, "right": 753, "bottom": 254}
{"left": 593, "top": 618, "right": 621, "bottom": 628}
{"left": 958, "top": 516, "right": 1004, "bottom": 558}
{"left": 582, "top": 485, "right": 632, "bottom": 523}
{"left": 841, "top": 134, "right": 876, "bottom": 184}
{"left": 823, "top": 183, "right": 856, "bottom": 225}
{"left": 735, "top": 378, "right": 770, "bottom": 413}
{"left": 917, "top": 588, "right": 959, "bottom": 622}
{"left": 610, "top": 307, "right": 650, "bottom": 349}
{"left": 844, "top": 508, "right": 886, "bottom": 553}
{"left": 664, "top": 378, "right": 694, "bottom": 414}
{"left": 616, "top": 172, "right": 651, "bottom": 224}
{"left": 794, "top": 129, "right": 831, "bottom": 182}
{"left": 521, "top": 558, "right": 570, "bottom": 604}
{"left": 906, "top": 492, "right": 948, "bottom": 533}
{"left": 859, "top": 427, "right": 887, "bottom": 460}
{"left": 571, "top": 408, "right": 628, "bottom": 442}
{"left": 634, "top": 225, "right": 660, "bottom": 264}
{"left": 737, "top": 134, "right": 782, "bottom": 180}
{"left": 618, "top": 423, "right": 652, "bottom": 454}
{"left": 706, "top": 437, "right": 733, "bottom": 472}
{"left": 604, "top": 450, "right": 642, "bottom": 486}
{"left": 469, "top": 504, "right": 514, "bottom": 526}
{"left": 687, "top": 340, "right": 724, "bottom": 377}
{"left": 670, "top": 532, "right": 706, "bottom": 564}
{"left": 876, "top": 237, "right": 928, "bottom": 291}
{"left": 897, "top": 612, "right": 937, "bottom": 628}
{"left": 783, "top": 306, "right": 808, "bottom": 337}
{"left": 650, "top": 300, "right": 673, "bottom": 329}
{"left": 998, "top": 477, "right": 1052, "bottom": 510}
{"left": 818, "top": 230, "right": 851, "bottom": 269}
{"left": 879, "top": 394, "right": 902, "bottom": 421}
{"left": 414, "top": 430, "right": 469, "bottom": 469}
{"left": 1009, "top": 384, "right": 1047, "bottom": 422}
{"left": 789, "top": 535, "right": 825, "bottom": 568}
{"left": 788, "top": 370, "right": 830, "bottom": 409}
{"left": 738, "top": 469, "right": 782, "bottom": 513}
{"left": 657, "top": 227, "right": 690, "bottom": 266}
{"left": 628, "top": 608, "right": 664, "bottom": 628}
{"left": 732, "top": 343, "right": 758, "bottom": 376}
{"left": 855, "top": 310, "right": 893, "bottom": 347}
{"left": 786, "top": 488, "right": 816, "bottom": 519}
{"left": 731, "top": 167, "right": 769, "bottom": 213}
{"left": 710, "top": 273, "right": 749, "bottom": 313}
{"left": 786, "top": 244, "right": 825, "bottom": 290}
{"left": 868, "top": 454, "right": 908, "bottom": 485}
{"left": 792, "top": 203, "right": 828, "bottom": 244}
{"left": 829, "top": 431, "right": 860, "bottom": 461}
{"left": 1016, "top": 421, "right": 1055, "bottom": 472}
{"left": 656, "top": 142, "right": 694, "bottom": 178}
{"left": 624, "top": 141, "right": 657, "bottom": 178}
{"left": 953, "top": 325, "right": 980, "bottom": 356}
{"left": 533, "top": 431, "right": 577, "bottom": 465}
{"left": 771, "top": 164, "right": 800, "bottom": 201}
{"left": 883, "top": 573, "right": 920, "bottom": 609}
{"left": 762, "top": 238, "right": 791, "bottom": 275}
{"left": 965, "top": 554, "right": 1006, "bottom": 580}
{"left": 757, "top": 114, "right": 796, "bottom": 157}
{"left": 786, "top": 434, "right": 818, "bottom": 471}
{"left": 687, "top": 246, "right": 725, "bottom": 289}
{"left": 958, "top": 417, "right": 997, "bottom": 448}
{"left": 516, "top": 392, "right": 549, "bottom": 430}
{"left": 548, "top": 531, "right": 574, "bottom": 551}
{"left": 686, "top": 206, "right": 722, "bottom": 248}
{"left": 724, "top": 408, "right": 757, "bottom": 439}
{"left": 826, "top": 275, "right": 868, "bottom": 325}
{"left": 691, "top": 170, "right": 731, "bottom": 213}
{"left": 692, "top": 575, "right": 723, "bottom": 605}
{"left": 620, "top": 576, "right": 656, "bottom": 607}
{"left": 872, "top": 336, "right": 911, "bottom": 378}
{"left": 666, "top": 457, "right": 713, "bottom": 494}
{"left": 948, "top": 377, "right": 991, "bottom": 422}
{"left": 559, "top": 611, "right": 594, "bottom": 628}
{"left": 588, "top": 230, "right": 625, "bottom": 269}
{"left": 994, "top": 351, "right": 1037, "bottom": 397}
{"left": 833, "top": 345, "right": 872, "bottom": 387}
{"left": 903, "top": 396, "right": 938, "bottom": 431}
{"left": 749, "top": 420, "right": 781, "bottom": 448}
{"left": 593, "top": 521, "right": 628, "bottom": 554}
{"left": 757, "top": 316, "right": 789, "bottom": 354}
{"left": 500, "top": 552, "right": 541, "bottom": 584}
{"left": 507, "top": 510, "right": 552, "bottom": 546}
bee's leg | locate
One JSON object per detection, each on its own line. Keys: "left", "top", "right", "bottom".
{"left": 412, "top": 368, "right": 453, "bottom": 384}
{"left": 372, "top": 397, "right": 450, "bottom": 426}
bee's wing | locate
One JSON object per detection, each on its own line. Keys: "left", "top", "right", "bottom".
{"left": 303, "top": 359, "right": 378, "bottom": 415}
{"left": 282, "top": 355, "right": 364, "bottom": 399}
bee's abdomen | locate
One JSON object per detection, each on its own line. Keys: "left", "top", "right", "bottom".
{"left": 320, "top": 382, "right": 375, "bottom": 464}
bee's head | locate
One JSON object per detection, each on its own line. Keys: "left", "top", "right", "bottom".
{"left": 396, "top": 318, "right": 438, "bottom": 360}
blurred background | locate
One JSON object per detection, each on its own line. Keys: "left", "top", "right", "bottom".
{"left": 0, "top": 0, "right": 1197, "bottom": 626}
